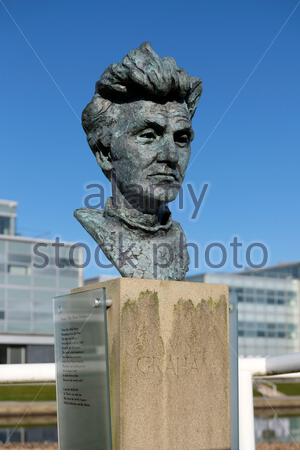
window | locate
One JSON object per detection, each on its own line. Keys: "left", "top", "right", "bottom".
{"left": 26, "top": 345, "right": 54, "bottom": 363}
{"left": 235, "top": 288, "right": 297, "bottom": 306}
{"left": 8, "top": 254, "right": 31, "bottom": 264}
{"left": 0, "top": 310, "right": 4, "bottom": 320}
{"left": 0, "top": 216, "right": 10, "bottom": 235}
{"left": 60, "top": 268, "right": 78, "bottom": 278}
{"left": 238, "top": 321, "right": 297, "bottom": 339}
{"left": 257, "top": 331, "right": 266, "bottom": 337}
{"left": 7, "top": 346, "right": 26, "bottom": 364}
{"left": 0, "top": 345, "right": 6, "bottom": 364}
{"left": 8, "top": 264, "right": 30, "bottom": 276}
{"left": 59, "top": 258, "right": 71, "bottom": 267}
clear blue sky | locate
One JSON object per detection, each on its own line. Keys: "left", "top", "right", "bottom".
{"left": 1, "top": 0, "right": 299, "bottom": 278}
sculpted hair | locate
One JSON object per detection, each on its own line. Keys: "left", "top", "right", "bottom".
{"left": 82, "top": 42, "right": 202, "bottom": 171}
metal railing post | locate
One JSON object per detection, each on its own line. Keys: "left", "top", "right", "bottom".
{"left": 238, "top": 368, "right": 255, "bottom": 450}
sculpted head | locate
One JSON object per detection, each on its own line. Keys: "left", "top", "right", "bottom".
{"left": 82, "top": 43, "right": 202, "bottom": 211}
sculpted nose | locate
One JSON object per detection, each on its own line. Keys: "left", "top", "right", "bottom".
{"left": 157, "top": 137, "right": 179, "bottom": 165}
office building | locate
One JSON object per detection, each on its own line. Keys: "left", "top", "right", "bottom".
{"left": 0, "top": 199, "right": 83, "bottom": 364}
{"left": 190, "top": 267, "right": 300, "bottom": 357}
{"left": 242, "top": 262, "right": 300, "bottom": 280}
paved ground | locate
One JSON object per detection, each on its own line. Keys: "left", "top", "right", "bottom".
{"left": 257, "top": 442, "right": 300, "bottom": 450}
{"left": 0, "top": 442, "right": 58, "bottom": 449}
{"left": 0, "top": 442, "right": 299, "bottom": 450}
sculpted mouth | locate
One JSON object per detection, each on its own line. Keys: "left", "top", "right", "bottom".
{"left": 149, "top": 173, "right": 179, "bottom": 182}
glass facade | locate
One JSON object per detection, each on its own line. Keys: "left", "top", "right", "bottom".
{"left": 189, "top": 272, "right": 300, "bottom": 357}
{"left": 0, "top": 236, "right": 82, "bottom": 336}
{"left": 0, "top": 200, "right": 83, "bottom": 364}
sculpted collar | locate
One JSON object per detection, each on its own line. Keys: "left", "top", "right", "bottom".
{"left": 104, "top": 197, "right": 173, "bottom": 233}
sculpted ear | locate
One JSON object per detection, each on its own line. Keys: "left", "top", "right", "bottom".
{"left": 94, "top": 148, "right": 113, "bottom": 179}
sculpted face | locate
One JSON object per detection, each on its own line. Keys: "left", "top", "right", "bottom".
{"left": 109, "top": 100, "right": 194, "bottom": 210}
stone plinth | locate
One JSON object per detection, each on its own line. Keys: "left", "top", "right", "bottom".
{"left": 74, "top": 278, "right": 231, "bottom": 449}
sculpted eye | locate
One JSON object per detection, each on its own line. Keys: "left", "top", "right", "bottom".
{"left": 174, "top": 130, "right": 192, "bottom": 147}
{"left": 138, "top": 130, "right": 157, "bottom": 142}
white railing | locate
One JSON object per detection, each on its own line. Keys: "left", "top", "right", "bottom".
{"left": 1, "top": 352, "right": 300, "bottom": 450}
{"left": 0, "top": 363, "right": 55, "bottom": 383}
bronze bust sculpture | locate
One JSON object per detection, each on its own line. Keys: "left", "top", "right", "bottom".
{"left": 75, "top": 43, "right": 202, "bottom": 280}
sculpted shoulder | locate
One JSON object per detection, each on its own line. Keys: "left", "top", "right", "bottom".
{"left": 74, "top": 208, "right": 118, "bottom": 245}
